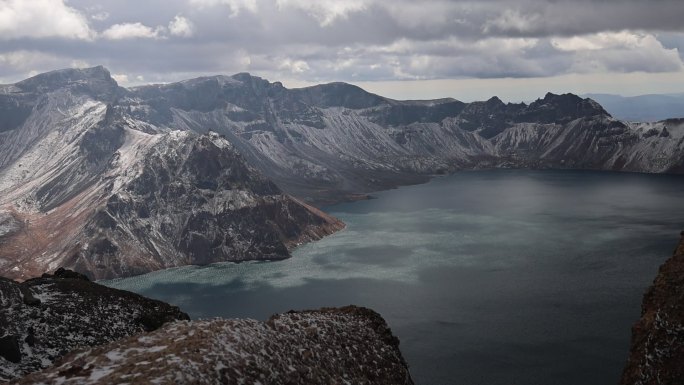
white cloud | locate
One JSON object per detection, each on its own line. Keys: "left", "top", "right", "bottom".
{"left": 91, "top": 12, "right": 110, "bottom": 22}
{"left": 101, "top": 22, "right": 164, "bottom": 40}
{"left": 0, "top": 51, "right": 92, "bottom": 81}
{"left": 483, "top": 9, "right": 541, "bottom": 34}
{"left": 552, "top": 31, "right": 656, "bottom": 51}
{"left": 276, "top": 0, "right": 369, "bottom": 26}
{"left": 101, "top": 16, "right": 196, "bottom": 41}
{"left": 279, "top": 58, "right": 310, "bottom": 73}
{"left": 239, "top": 53, "right": 252, "bottom": 67}
{"left": 169, "top": 15, "right": 194, "bottom": 37}
{"left": 1, "top": 0, "right": 683, "bottom": 95}
{"left": 111, "top": 73, "right": 151, "bottom": 86}
{"left": 189, "top": 0, "right": 257, "bottom": 16}
{"left": 550, "top": 31, "right": 684, "bottom": 73}
{"left": 381, "top": 1, "right": 463, "bottom": 30}
{"left": 0, "top": 51, "right": 54, "bottom": 68}
{"left": 111, "top": 73, "right": 130, "bottom": 84}
{"left": 70, "top": 59, "right": 91, "bottom": 68}
{"left": 0, "top": 0, "right": 94, "bottom": 40}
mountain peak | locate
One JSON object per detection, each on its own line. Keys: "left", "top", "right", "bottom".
{"left": 231, "top": 72, "right": 267, "bottom": 83}
{"left": 526, "top": 92, "right": 609, "bottom": 120}
{"left": 19, "top": 65, "right": 112, "bottom": 85}
{"left": 231, "top": 72, "right": 254, "bottom": 78}
{"left": 294, "top": 81, "right": 386, "bottom": 109}
{"left": 542, "top": 92, "right": 583, "bottom": 103}
{"left": 485, "top": 96, "right": 505, "bottom": 107}
{"left": 13, "top": 65, "right": 120, "bottom": 100}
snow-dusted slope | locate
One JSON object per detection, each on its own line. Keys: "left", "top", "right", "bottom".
{"left": 0, "top": 268, "right": 188, "bottom": 381}
{"left": 14, "top": 306, "right": 413, "bottom": 385}
{"left": 0, "top": 68, "right": 343, "bottom": 280}
{"left": 3, "top": 271, "right": 412, "bottom": 384}
{"left": 123, "top": 75, "right": 684, "bottom": 202}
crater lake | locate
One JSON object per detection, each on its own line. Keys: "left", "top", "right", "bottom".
{"left": 103, "top": 170, "right": 684, "bottom": 385}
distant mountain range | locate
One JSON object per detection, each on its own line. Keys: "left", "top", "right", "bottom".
{"left": 1, "top": 66, "right": 683, "bottom": 279}
{"left": 583, "top": 93, "right": 684, "bottom": 122}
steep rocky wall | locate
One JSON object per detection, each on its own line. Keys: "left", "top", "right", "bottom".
{"left": 621, "top": 232, "right": 684, "bottom": 385}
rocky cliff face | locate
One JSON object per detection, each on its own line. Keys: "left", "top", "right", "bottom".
{"left": 621, "top": 232, "right": 684, "bottom": 385}
{"left": 2, "top": 272, "right": 412, "bottom": 385}
{"left": 0, "top": 268, "right": 188, "bottom": 382}
{"left": 13, "top": 306, "right": 413, "bottom": 385}
{"left": 0, "top": 67, "right": 343, "bottom": 280}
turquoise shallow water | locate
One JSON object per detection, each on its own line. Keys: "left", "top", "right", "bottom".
{"left": 104, "top": 170, "right": 684, "bottom": 385}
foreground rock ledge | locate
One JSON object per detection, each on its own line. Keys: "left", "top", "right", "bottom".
{"left": 621, "top": 231, "right": 684, "bottom": 385}
{"left": 13, "top": 306, "right": 414, "bottom": 385}
{"left": 0, "top": 268, "right": 189, "bottom": 382}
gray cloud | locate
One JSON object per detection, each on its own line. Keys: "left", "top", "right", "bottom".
{"left": 0, "top": 0, "right": 683, "bottom": 90}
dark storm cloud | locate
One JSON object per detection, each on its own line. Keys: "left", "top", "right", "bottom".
{"left": 0, "top": 0, "right": 682, "bottom": 85}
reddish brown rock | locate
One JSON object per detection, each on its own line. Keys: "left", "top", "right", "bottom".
{"left": 621, "top": 232, "right": 684, "bottom": 385}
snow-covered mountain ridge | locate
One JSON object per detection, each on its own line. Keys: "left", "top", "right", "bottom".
{"left": 0, "top": 66, "right": 682, "bottom": 279}
{"left": 0, "top": 67, "right": 343, "bottom": 280}
{"left": 120, "top": 69, "right": 684, "bottom": 202}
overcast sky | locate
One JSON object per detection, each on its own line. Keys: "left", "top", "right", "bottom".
{"left": 1, "top": 0, "right": 683, "bottom": 101}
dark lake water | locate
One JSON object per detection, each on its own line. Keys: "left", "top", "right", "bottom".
{"left": 103, "top": 170, "right": 684, "bottom": 385}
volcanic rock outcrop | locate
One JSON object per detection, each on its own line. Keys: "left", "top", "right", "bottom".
{"left": 0, "top": 268, "right": 189, "bottom": 381}
{"left": 621, "top": 232, "right": 684, "bottom": 385}
{"left": 13, "top": 306, "right": 413, "bottom": 385}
